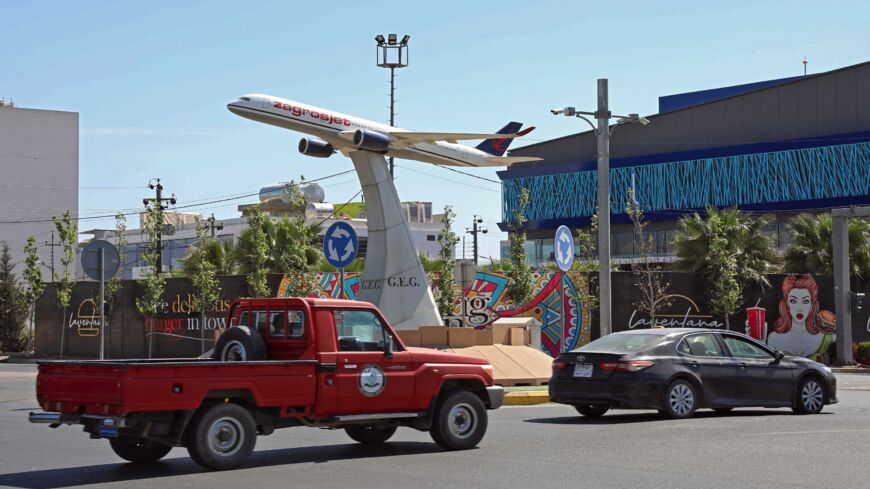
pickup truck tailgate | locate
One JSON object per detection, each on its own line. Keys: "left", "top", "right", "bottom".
{"left": 36, "top": 360, "right": 319, "bottom": 416}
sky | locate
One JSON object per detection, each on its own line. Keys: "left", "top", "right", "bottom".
{"left": 2, "top": 0, "right": 868, "bottom": 261}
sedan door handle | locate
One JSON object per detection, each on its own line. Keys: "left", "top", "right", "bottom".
{"left": 688, "top": 361, "right": 700, "bottom": 368}
{"left": 737, "top": 362, "right": 747, "bottom": 368}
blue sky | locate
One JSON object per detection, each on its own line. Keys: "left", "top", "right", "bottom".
{"left": 3, "top": 0, "right": 868, "bottom": 260}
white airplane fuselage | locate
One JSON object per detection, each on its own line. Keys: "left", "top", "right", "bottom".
{"left": 227, "top": 94, "right": 513, "bottom": 167}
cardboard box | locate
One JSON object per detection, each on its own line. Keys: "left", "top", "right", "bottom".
{"left": 509, "top": 328, "right": 525, "bottom": 346}
{"left": 419, "top": 326, "right": 448, "bottom": 347}
{"left": 397, "top": 330, "right": 421, "bottom": 347}
{"left": 474, "top": 328, "right": 494, "bottom": 345}
{"left": 492, "top": 324, "right": 513, "bottom": 345}
{"left": 448, "top": 328, "right": 475, "bottom": 348}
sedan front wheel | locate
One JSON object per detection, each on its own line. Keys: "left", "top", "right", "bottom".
{"left": 793, "top": 377, "right": 825, "bottom": 414}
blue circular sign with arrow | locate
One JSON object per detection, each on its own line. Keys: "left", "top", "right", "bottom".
{"left": 554, "top": 225, "right": 575, "bottom": 272}
{"left": 323, "top": 221, "right": 358, "bottom": 269}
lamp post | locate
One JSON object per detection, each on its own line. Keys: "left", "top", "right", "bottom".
{"left": 374, "top": 33, "right": 410, "bottom": 178}
{"left": 551, "top": 79, "right": 650, "bottom": 338}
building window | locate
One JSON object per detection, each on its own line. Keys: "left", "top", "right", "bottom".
{"left": 426, "top": 234, "right": 436, "bottom": 241}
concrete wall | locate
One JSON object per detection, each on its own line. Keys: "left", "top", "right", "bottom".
{"left": 0, "top": 106, "right": 78, "bottom": 279}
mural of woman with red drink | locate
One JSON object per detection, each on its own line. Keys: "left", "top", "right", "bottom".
{"left": 766, "top": 274, "right": 836, "bottom": 362}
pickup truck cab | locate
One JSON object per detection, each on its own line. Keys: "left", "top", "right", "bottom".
{"left": 30, "top": 298, "right": 503, "bottom": 470}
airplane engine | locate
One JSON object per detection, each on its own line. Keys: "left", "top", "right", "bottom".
{"left": 298, "top": 137, "right": 334, "bottom": 158}
{"left": 352, "top": 129, "right": 390, "bottom": 153}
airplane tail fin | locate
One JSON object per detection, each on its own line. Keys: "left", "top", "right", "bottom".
{"left": 475, "top": 122, "right": 523, "bottom": 156}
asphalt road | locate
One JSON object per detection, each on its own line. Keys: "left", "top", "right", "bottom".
{"left": 2, "top": 364, "right": 869, "bottom": 489}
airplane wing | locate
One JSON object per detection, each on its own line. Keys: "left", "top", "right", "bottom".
{"left": 483, "top": 156, "right": 543, "bottom": 165}
{"left": 389, "top": 126, "right": 535, "bottom": 145}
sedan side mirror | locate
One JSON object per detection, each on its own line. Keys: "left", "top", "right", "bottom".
{"left": 773, "top": 350, "right": 784, "bottom": 362}
{"left": 384, "top": 334, "right": 394, "bottom": 358}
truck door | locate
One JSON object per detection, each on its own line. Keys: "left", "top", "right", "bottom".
{"left": 333, "top": 309, "right": 414, "bottom": 414}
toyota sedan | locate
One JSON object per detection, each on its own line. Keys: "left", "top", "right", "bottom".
{"left": 549, "top": 328, "right": 837, "bottom": 419}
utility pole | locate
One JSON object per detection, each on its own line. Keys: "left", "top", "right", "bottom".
{"left": 551, "top": 79, "right": 650, "bottom": 338}
{"left": 375, "top": 34, "right": 410, "bottom": 178}
{"left": 44, "top": 230, "right": 60, "bottom": 282}
{"left": 205, "top": 213, "right": 224, "bottom": 238}
{"left": 466, "top": 215, "right": 487, "bottom": 265}
{"left": 142, "top": 178, "right": 176, "bottom": 274}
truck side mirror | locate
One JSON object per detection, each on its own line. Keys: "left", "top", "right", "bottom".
{"left": 384, "top": 334, "right": 394, "bottom": 358}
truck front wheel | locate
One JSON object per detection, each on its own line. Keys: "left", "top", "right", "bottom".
{"left": 345, "top": 425, "right": 397, "bottom": 444}
{"left": 187, "top": 403, "right": 257, "bottom": 470}
{"left": 109, "top": 437, "right": 172, "bottom": 463}
{"left": 430, "top": 390, "right": 487, "bottom": 450}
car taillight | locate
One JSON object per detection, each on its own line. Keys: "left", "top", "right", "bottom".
{"left": 598, "top": 360, "right": 655, "bottom": 372}
{"left": 552, "top": 361, "right": 568, "bottom": 372}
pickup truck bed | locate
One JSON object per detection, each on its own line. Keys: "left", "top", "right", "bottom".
{"left": 37, "top": 359, "right": 318, "bottom": 416}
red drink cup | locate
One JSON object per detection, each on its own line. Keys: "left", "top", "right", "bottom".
{"left": 747, "top": 307, "right": 766, "bottom": 340}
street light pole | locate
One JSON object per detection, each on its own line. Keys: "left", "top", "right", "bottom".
{"left": 551, "top": 80, "right": 650, "bottom": 338}
{"left": 595, "top": 79, "right": 613, "bottom": 337}
{"left": 374, "top": 33, "right": 410, "bottom": 179}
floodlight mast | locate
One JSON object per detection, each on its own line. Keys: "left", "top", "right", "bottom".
{"left": 374, "top": 33, "right": 411, "bottom": 178}
{"left": 550, "top": 79, "right": 651, "bottom": 340}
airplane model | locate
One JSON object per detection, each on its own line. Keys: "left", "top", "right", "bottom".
{"left": 227, "top": 94, "right": 541, "bottom": 167}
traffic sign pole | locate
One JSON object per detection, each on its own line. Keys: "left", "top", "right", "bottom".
{"left": 554, "top": 225, "right": 575, "bottom": 353}
{"left": 99, "top": 247, "right": 105, "bottom": 361}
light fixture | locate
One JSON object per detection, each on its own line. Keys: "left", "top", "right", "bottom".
{"left": 374, "top": 34, "right": 385, "bottom": 44}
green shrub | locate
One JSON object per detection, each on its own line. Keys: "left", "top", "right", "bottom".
{"left": 856, "top": 342, "right": 870, "bottom": 363}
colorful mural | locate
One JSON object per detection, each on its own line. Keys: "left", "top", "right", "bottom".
{"left": 277, "top": 271, "right": 594, "bottom": 356}
{"left": 761, "top": 274, "right": 836, "bottom": 363}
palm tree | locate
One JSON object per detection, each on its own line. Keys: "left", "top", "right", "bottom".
{"left": 418, "top": 253, "right": 443, "bottom": 273}
{"left": 784, "top": 213, "right": 870, "bottom": 278}
{"left": 236, "top": 217, "right": 321, "bottom": 274}
{"left": 671, "top": 207, "right": 779, "bottom": 288}
{"left": 180, "top": 239, "right": 238, "bottom": 277}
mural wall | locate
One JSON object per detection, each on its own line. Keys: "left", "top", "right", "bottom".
{"left": 35, "top": 271, "right": 869, "bottom": 362}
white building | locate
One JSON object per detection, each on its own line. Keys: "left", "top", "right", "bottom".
{"left": 0, "top": 102, "right": 78, "bottom": 279}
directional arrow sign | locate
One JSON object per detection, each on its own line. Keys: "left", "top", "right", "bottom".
{"left": 554, "top": 225, "right": 575, "bottom": 272}
{"left": 323, "top": 221, "right": 358, "bottom": 269}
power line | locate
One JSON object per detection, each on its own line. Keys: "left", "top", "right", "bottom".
{"left": 0, "top": 169, "right": 359, "bottom": 225}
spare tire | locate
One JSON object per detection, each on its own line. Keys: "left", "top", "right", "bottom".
{"left": 213, "top": 326, "right": 267, "bottom": 361}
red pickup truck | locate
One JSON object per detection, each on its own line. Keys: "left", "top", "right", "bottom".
{"left": 30, "top": 298, "right": 503, "bottom": 470}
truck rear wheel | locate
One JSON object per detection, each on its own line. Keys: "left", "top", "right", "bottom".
{"left": 345, "top": 425, "right": 397, "bottom": 444}
{"left": 187, "top": 403, "right": 257, "bottom": 470}
{"left": 213, "top": 326, "right": 267, "bottom": 362}
{"left": 109, "top": 437, "right": 172, "bottom": 463}
{"left": 430, "top": 390, "right": 487, "bottom": 451}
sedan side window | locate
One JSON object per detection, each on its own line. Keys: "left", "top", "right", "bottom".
{"left": 683, "top": 334, "right": 724, "bottom": 357}
{"left": 722, "top": 336, "right": 774, "bottom": 360}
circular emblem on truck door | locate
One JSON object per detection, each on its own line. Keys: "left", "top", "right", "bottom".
{"left": 358, "top": 364, "right": 386, "bottom": 397}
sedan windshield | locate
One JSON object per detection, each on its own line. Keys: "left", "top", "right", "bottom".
{"left": 575, "top": 333, "right": 664, "bottom": 352}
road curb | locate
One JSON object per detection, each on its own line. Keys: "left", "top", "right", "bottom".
{"left": 504, "top": 390, "right": 550, "bottom": 405}
{"left": 832, "top": 367, "right": 870, "bottom": 374}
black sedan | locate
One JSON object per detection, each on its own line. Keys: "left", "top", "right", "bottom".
{"left": 549, "top": 328, "right": 838, "bottom": 419}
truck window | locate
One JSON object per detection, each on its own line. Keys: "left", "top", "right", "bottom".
{"left": 268, "top": 310, "right": 285, "bottom": 337}
{"left": 238, "top": 311, "right": 249, "bottom": 328}
{"left": 288, "top": 310, "right": 304, "bottom": 338}
{"left": 334, "top": 310, "right": 387, "bottom": 352}
{"left": 252, "top": 310, "right": 268, "bottom": 336}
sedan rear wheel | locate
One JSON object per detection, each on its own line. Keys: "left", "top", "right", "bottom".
{"left": 574, "top": 404, "right": 609, "bottom": 417}
{"left": 793, "top": 377, "right": 825, "bottom": 414}
{"left": 662, "top": 380, "right": 697, "bottom": 419}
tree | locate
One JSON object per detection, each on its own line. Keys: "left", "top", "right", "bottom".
{"left": 625, "top": 190, "right": 671, "bottom": 325}
{"left": 507, "top": 187, "right": 534, "bottom": 307}
{"left": 784, "top": 213, "right": 870, "bottom": 279}
{"left": 433, "top": 205, "right": 459, "bottom": 319}
{"left": 568, "top": 214, "right": 600, "bottom": 312}
{"left": 240, "top": 207, "right": 271, "bottom": 298}
{"left": 672, "top": 207, "right": 779, "bottom": 289}
{"left": 104, "top": 212, "right": 127, "bottom": 304}
{"left": 189, "top": 217, "right": 222, "bottom": 354}
{"left": 136, "top": 200, "right": 167, "bottom": 359}
{"left": 52, "top": 210, "right": 77, "bottom": 358}
{"left": 181, "top": 239, "right": 238, "bottom": 276}
{"left": 0, "top": 242, "right": 28, "bottom": 352}
{"left": 22, "top": 237, "right": 45, "bottom": 353}
{"left": 707, "top": 212, "right": 741, "bottom": 328}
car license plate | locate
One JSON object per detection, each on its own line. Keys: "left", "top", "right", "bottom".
{"left": 573, "top": 363, "right": 593, "bottom": 378}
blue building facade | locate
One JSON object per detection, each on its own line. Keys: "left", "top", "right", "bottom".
{"left": 500, "top": 61, "right": 870, "bottom": 265}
